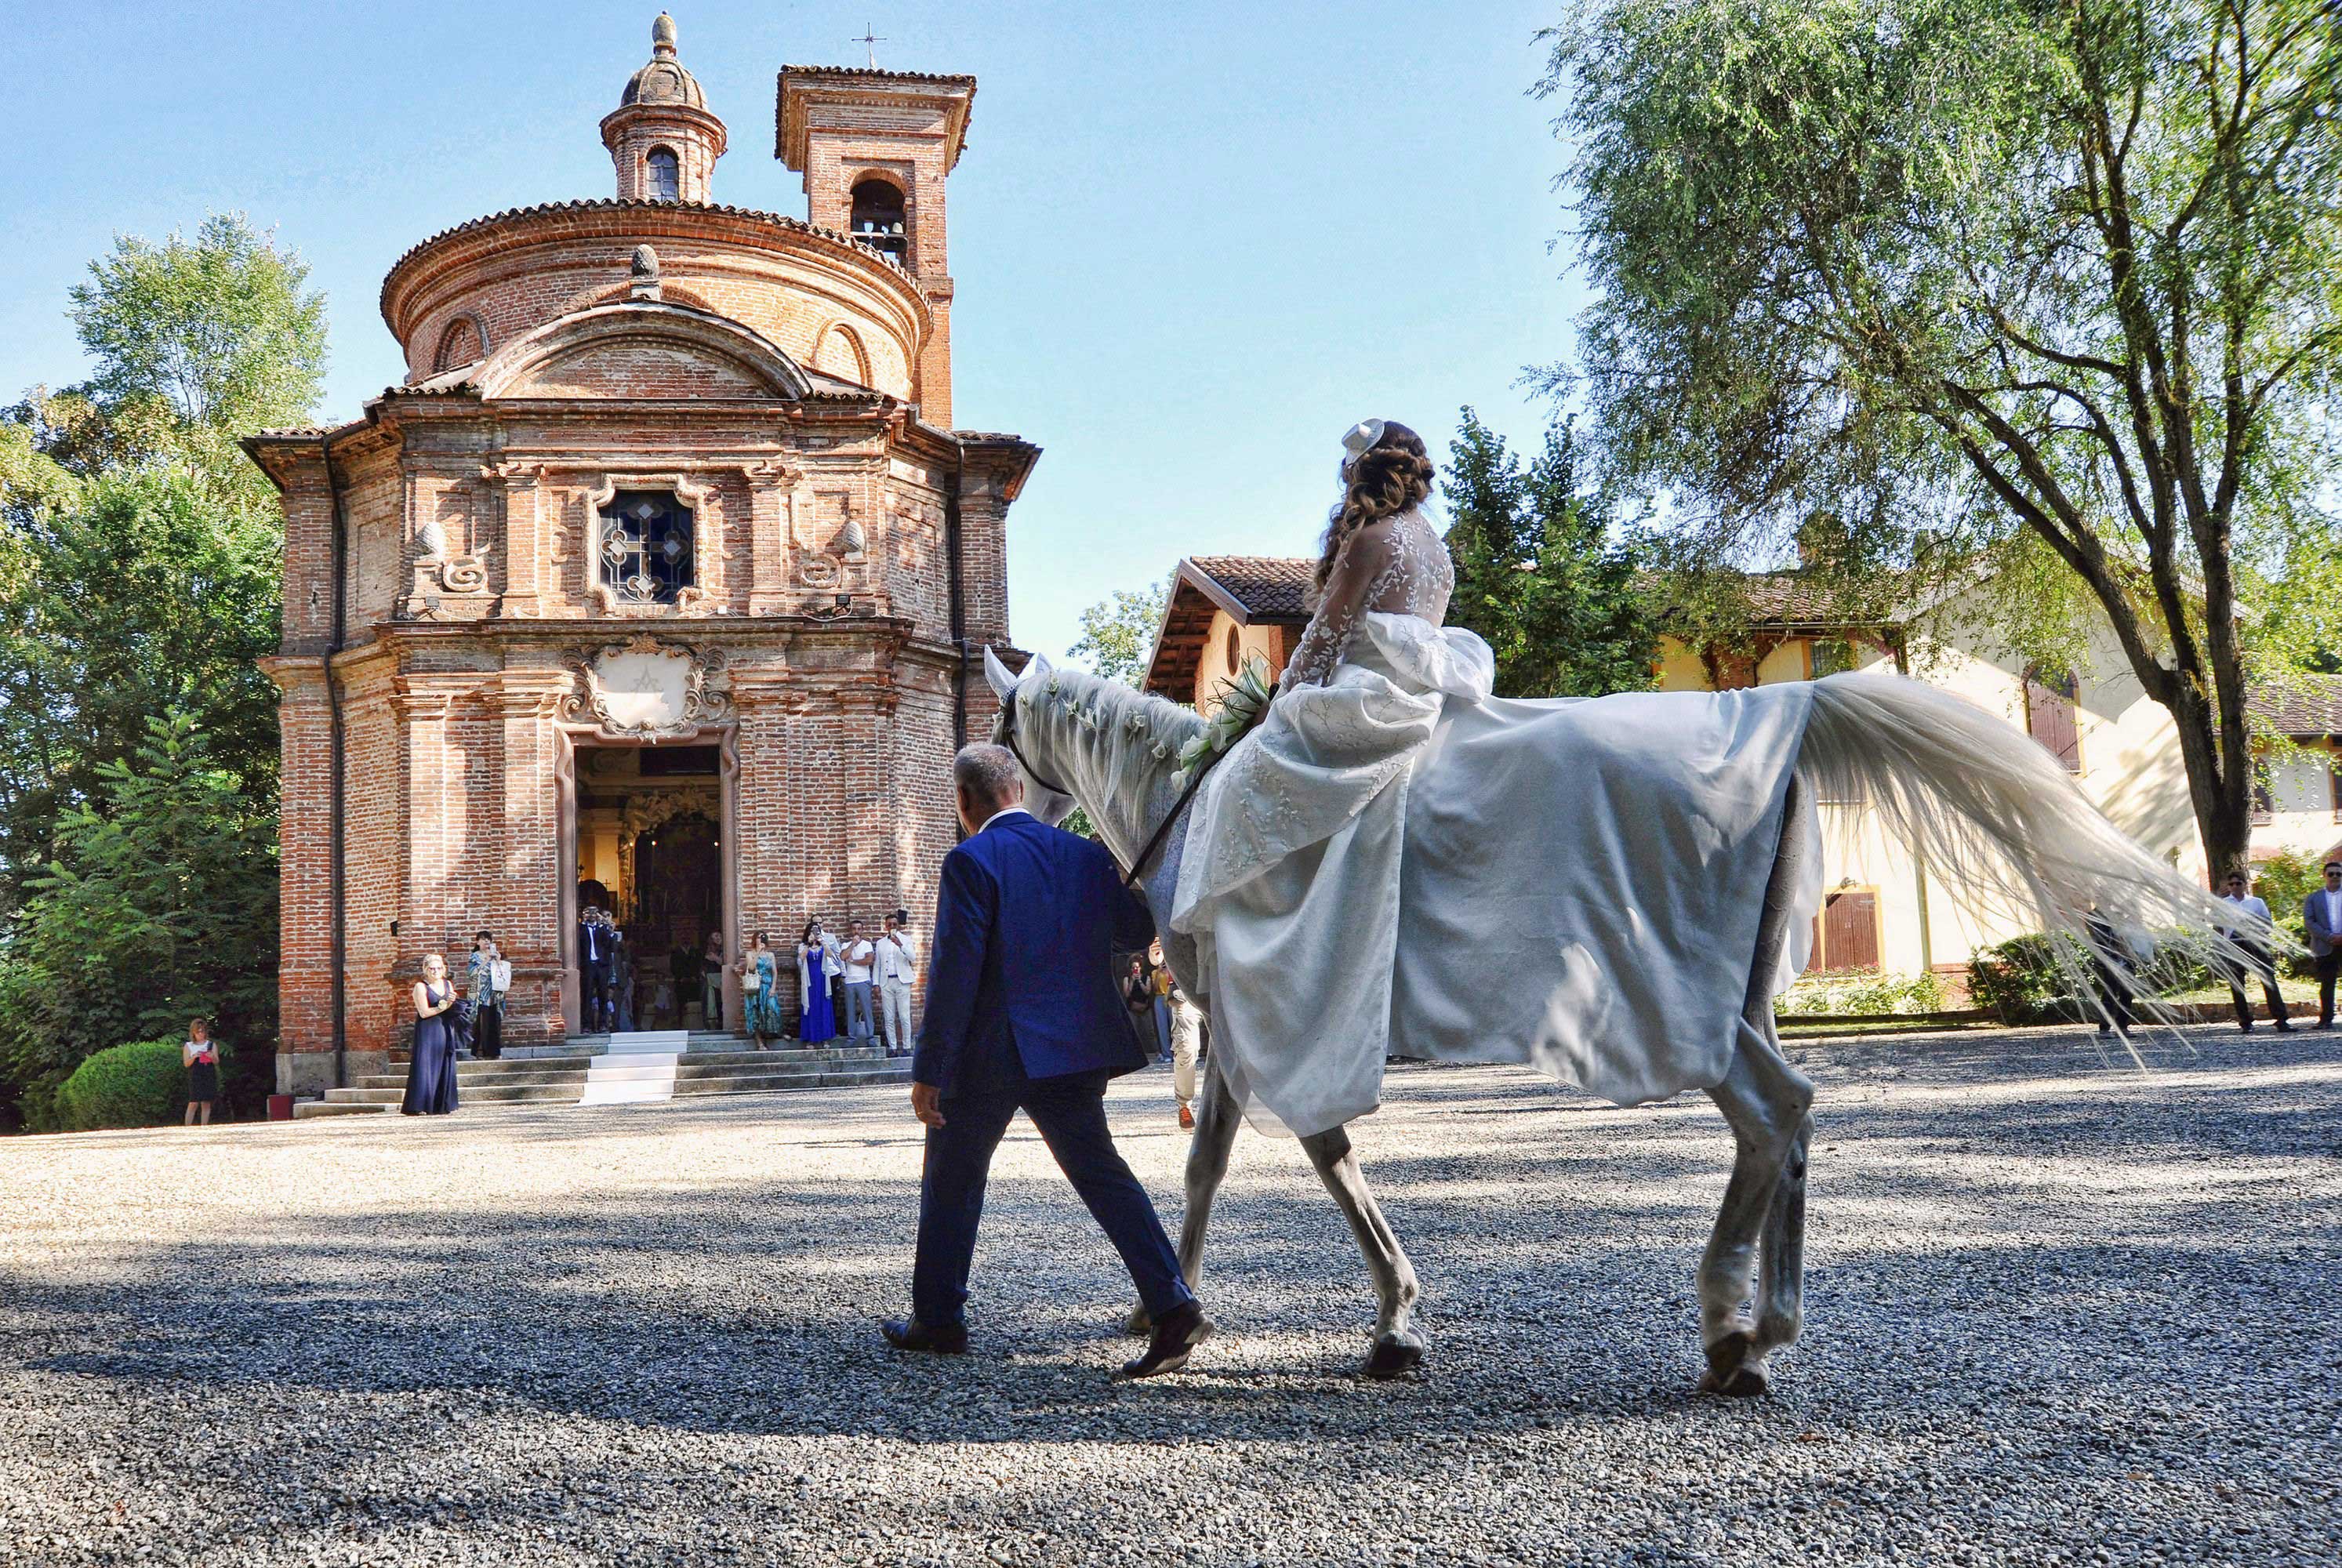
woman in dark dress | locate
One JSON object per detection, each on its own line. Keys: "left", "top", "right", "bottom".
{"left": 182, "top": 1017, "right": 220, "bottom": 1127}
{"left": 401, "top": 953, "right": 461, "bottom": 1116}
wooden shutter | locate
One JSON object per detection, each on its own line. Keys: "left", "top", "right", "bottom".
{"left": 2024, "top": 671, "right": 2082, "bottom": 772}
{"left": 1820, "top": 891, "right": 1879, "bottom": 972}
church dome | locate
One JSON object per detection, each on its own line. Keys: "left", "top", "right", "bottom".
{"left": 621, "top": 13, "right": 705, "bottom": 108}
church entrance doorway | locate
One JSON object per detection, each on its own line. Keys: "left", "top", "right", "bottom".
{"left": 568, "top": 740, "right": 731, "bottom": 1033}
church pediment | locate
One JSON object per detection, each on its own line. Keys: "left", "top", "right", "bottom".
{"left": 506, "top": 336, "right": 773, "bottom": 399}
{"left": 477, "top": 300, "right": 811, "bottom": 402}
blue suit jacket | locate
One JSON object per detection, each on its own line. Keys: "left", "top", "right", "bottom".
{"left": 913, "top": 811, "right": 1157, "bottom": 1097}
{"left": 2305, "top": 889, "right": 2340, "bottom": 958}
{"left": 578, "top": 920, "right": 611, "bottom": 969}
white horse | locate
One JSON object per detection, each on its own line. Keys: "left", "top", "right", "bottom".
{"left": 982, "top": 648, "right": 2254, "bottom": 1394}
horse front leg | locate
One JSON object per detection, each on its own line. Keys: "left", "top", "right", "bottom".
{"left": 1125, "top": 1054, "right": 1242, "bottom": 1335}
{"left": 1297, "top": 1121, "right": 1425, "bottom": 1379}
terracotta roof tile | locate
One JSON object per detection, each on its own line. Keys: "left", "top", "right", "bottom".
{"left": 2249, "top": 675, "right": 2342, "bottom": 735}
{"left": 1189, "top": 555, "right": 1315, "bottom": 621}
{"left": 384, "top": 198, "right": 905, "bottom": 281}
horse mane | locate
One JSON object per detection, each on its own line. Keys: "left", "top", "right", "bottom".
{"left": 1014, "top": 665, "right": 1206, "bottom": 872}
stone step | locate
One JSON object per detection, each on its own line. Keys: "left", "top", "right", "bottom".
{"left": 672, "top": 1066, "right": 911, "bottom": 1095}
{"left": 292, "top": 1100, "right": 396, "bottom": 1119}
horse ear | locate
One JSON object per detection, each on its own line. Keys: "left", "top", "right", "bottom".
{"left": 982, "top": 645, "right": 1018, "bottom": 700}
{"left": 1027, "top": 651, "right": 1055, "bottom": 682}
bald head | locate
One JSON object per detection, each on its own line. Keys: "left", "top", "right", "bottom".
{"left": 953, "top": 742, "right": 1024, "bottom": 833}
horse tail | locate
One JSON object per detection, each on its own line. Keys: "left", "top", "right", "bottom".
{"left": 1796, "top": 673, "right": 2266, "bottom": 1042}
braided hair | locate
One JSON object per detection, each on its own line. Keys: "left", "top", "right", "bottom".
{"left": 1314, "top": 420, "right": 1433, "bottom": 595}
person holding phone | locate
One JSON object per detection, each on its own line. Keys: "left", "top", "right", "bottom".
{"left": 183, "top": 1018, "right": 221, "bottom": 1127}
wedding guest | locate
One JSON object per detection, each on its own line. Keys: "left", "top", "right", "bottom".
{"left": 701, "top": 931, "right": 727, "bottom": 1031}
{"left": 615, "top": 942, "right": 639, "bottom": 1033}
{"left": 2217, "top": 869, "right": 2292, "bottom": 1033}
{"left": 741, "top": 931, "right": 784, "bottom": 1048}
{"left": 402, "top": 953, "right": 461, "bottom": 1116}
{"left": 841, "top": 917, "right": 878, "bottom": 1044}
{"left": 877, "top": 911, "right": 919, "bottom": 1058}
{"left": 2084, "top": 910, "right": 2137, "bottom": 1042}
{"left": 2304, "top": 860, "right": 2342, "bottom": 1029}
{"left": 578, "top": 907, "right": 614, "bottom": 1033}
{"left": 798, "top": 918, "right": 839, "bottom": 1045}
{"left": 183, "top": 1017, "right": 220, "bottom": 1127}
{"left": 466, "top": 931, "right": 505, "bottom": 1060}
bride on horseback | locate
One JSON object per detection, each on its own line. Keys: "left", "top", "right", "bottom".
{"left": 1171, "top": 419, "right": 1493, "bottom": 1138}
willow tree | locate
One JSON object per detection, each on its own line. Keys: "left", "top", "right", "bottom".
{"left": 1541, "top": 0, "right": 2342, "bottom": 879}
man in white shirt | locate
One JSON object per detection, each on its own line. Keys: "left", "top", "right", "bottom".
{"left": 877, "top": 909, "right": 920, "bottom": 1058}
{"left": 2217, "top": 869, "right": 2292, "bottom": 1033}
{"left": 841, "top": 917, "right": 878, "bottom": 1044}
{"left": 2303, "top": 861, "right": 2342, "bottom": 1029}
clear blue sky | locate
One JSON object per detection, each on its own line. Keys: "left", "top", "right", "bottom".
{"left": 0, "top": 0, "right": 1585, "bottom": 664}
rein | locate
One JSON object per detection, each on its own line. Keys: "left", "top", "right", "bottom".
{"left": 1002, "top": 689, "right": 1258, "bottom": 894}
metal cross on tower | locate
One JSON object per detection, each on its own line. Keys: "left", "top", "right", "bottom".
{"left": 852, "top": 24, "right": 886, "bottom": 68}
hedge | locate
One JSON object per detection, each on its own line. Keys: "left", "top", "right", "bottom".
{"left": 53, "top": 1036, "right": 228, "bottom": 1131}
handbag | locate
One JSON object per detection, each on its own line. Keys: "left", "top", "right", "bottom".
{"left": 449, "top": 996, "right": 474, "bottom": 1034}
{"left": 740, "top": 963, "right": 763, "bottom": 992}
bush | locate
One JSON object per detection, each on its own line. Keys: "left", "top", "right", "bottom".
{"left": 52, "top": 1036, "right": 226, "bottom": 1131}
{"left": 1775, "top": 969, "right": 1946, "bottom": 1017}
{"left": 1966, "top": 927, "right": 2225, "bottom": 1024}
{"left": 2253, "top": 850, "right": 2322, "bottom": 975}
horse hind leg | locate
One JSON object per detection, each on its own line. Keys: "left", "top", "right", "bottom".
{"left": 1753, "top": 1109, "right": 1815, "bottom": 1357}
{"left": 1297, "top": 1121, "right": 1425, "bottom": 1379}
{"left": 1697, "top": 774, "right": 1817, "bottom": 1397}
{"left": 1699, "top": 1043, "right": 1812, "bottom": 1396}
{"left": 1125, "top": 1052, "right": 1243, "bottom": 1335}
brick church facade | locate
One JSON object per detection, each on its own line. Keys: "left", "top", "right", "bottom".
{"left": 246, "top": 16, "right": 1035, "bottom": 1095}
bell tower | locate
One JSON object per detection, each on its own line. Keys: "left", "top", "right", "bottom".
{"left": 604, "top": 13, "right": 728, "bottom": 202}
{"left": 776, "top": 64, "right": 976, "bottom": 427}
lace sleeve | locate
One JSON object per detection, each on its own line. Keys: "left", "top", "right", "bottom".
{"left": 1280, "top": 524, "right": 1394, "bottom": 688}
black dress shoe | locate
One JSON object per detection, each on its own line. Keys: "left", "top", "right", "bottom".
{"left": 879, "top": 1318, "right": 968, "bottom": 1355}
{"left": 1118, "top": 1300, "right": 1212, "bottom": 1380}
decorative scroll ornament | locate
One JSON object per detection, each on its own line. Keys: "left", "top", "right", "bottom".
{"left": 560, "top": 634, "right": 732, "bottom": 739}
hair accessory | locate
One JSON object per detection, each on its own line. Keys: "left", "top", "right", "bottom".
{"left": 1341, "top": 419, "right": 1387, "bottom": 466}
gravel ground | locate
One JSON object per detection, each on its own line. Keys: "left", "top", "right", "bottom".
{"left": 2, "top": 1024, "right": 2336, "bottom": 1567}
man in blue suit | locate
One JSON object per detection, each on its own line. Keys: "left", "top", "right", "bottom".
{"left": 883, "top": 743, "right": 1211, "bottom": 1378}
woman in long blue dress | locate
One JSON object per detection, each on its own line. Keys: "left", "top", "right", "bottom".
{"left": 401, "top": 953, "right": 460, "bottom": 1116}
{"left": 739, "top": 931, "right": 787, "bottom": 1047}
{"left": 797, "top": 919, "right": 838, "bottom": 1045}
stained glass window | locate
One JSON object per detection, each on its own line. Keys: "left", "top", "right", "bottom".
{"left": 601, "top": 491, "right": 694, "bottom": 604}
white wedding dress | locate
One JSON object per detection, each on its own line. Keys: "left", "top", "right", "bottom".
{"left": 1170, "top": 508, "right": 1494, "bottom": 1135}
{"left": 1170, "top": 506, "right": 1819, "bottom": 1138}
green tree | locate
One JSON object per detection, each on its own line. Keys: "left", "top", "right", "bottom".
{"left": 1066, "top": 581, "right": 1170, "bottom": 688}
{"left": 1443, "top": 408, "right": 1657, "bottom": 697}
{"left": 0, "top": 466, "right": 281, "bottom": 910}
{"left": 0, "top": 710, "right": 278, "bottom": 1129}
{"left": 1542, "top": 0, "right": 2342, "bottom": 880}
{"left": 64, "top": 212, "right": 328, "bottom": 499}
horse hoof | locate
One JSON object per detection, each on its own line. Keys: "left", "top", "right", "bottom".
{"left": 1363, "top": 1334, "right": 1425, "bottom": 1380}
{"left": 1697, "top": 1330, "right": 1770, "bottom": 1398}
{"left": 1121, "top": 1305, "right": 1153, "bottom": 1338}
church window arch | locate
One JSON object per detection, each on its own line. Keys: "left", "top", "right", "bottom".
{"left": 432, "top": 315, "right": 485, "bottom": 373}
{"left": 646, "top": 146, "right": 681, "bottom": 201}
{"left": 814, "top": 322, "right": 873, "bottom": 387}
{"left": 849, "top": 176, "right": 908, "bottom": 261}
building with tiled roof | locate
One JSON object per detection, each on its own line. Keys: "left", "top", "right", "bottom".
{"left": 243, "top": 15, "right": 1037, "bottom": 1100}
{"left": 1145, "top": 556, "right": 1315, "bottom": 704}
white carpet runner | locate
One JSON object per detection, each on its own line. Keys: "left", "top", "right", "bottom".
{"left": 577, "top": 1031, "right": 687, "bottom": 1105}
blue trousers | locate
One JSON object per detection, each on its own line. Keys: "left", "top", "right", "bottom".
{"left": 912, "top": 1072, "right": 1193, "bottom": 1330}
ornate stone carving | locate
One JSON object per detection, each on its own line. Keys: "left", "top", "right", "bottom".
{"left": 560, "top": 634, "right": 731, "bottom": 739}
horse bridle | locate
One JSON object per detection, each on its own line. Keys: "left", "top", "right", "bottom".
{"left": 996, "top": 683, "right": 1228, "bottom": 894}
